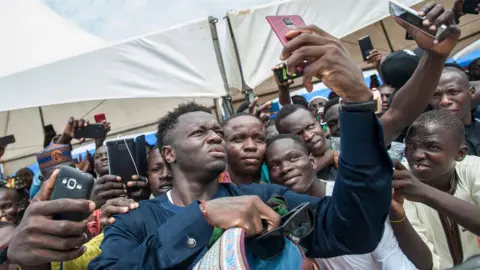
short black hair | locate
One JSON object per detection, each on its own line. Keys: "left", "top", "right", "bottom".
{"left": 236, "top": 102, "right": 251, "bottom": 114}
{"left": 468, "top": 58, "right": 480, "bottom": 74}
{"left": 323, "top": 97, "right": 340, "bottom": 116}
{"left": 16, "top": 167, "right": 33, "bottom": 176}
{"left": 156, "top": 102, "right": 212, "bottom": 148}
{"left": 275, "top": 104, "right": 308, "bottom": 133}
{"left": 220, "top": 112, "right": 259, "bottom": 128}
{"left": 266, "top": 134, "right": 309, "bottom": 154}
{"left": 443, "top": 65, "right": 469, "bottom": 82}
{"left": 410, "top": 110, "right": 465, "bottom": 145}
{"left": 291, "top": 95, "right": 308, "bottom": 108}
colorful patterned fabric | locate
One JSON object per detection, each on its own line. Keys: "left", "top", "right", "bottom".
{"left": 195, "top": 227, "right": 316, "bottom": 270}
{"left": 36, "top": 143, "right": 73, "bottom": 170}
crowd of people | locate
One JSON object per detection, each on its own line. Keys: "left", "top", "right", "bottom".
{"left": 1, "top": 1, "right": 480, "bottom": 269}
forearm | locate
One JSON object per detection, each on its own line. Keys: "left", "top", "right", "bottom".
{"left": 381, "top": 51, "right": 447, "bottom": 145}
{"left": 391, "top": 219, "right": 433, "bottom": 270}
{"left": 423, "top": 187, "right": 480, "bottom": 236}
{"left": 278, "top": 87, "right": 292, "bottom": 106}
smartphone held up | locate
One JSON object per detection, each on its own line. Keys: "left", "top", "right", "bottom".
{"left": 266, "top": 15, "right": 306, "bottom": 83}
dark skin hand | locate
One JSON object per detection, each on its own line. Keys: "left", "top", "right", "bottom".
{"left": 248, "top": 97, "right": 272, "bottom": 127}
{"left": 126, "top": 175, "right": 151, "bottom": 202}
{"left": 390, "top": 162, "right": 433, "bottom": 270}
{"left": 95, "top": 121, "right": 111, "bottom": 149}
{"left": 99, "top": 197, "right": 138, "bottom": 230}
{"left": 393, "top": 161, "right": 480, "bottom": 236}
{"left": 272, "top": 63, "right": 294, "bottom": 106}
{"left": 90, "top": 175, "right": 126, "bottom": 209}
{"left": 203, "top": 195, "right": 281, "bottom": 237}
{"left": 7, "top": 169, "right": 96, "bottom": 269}
{"left": 56, "top": 117, "right": 89, "bottom": 145}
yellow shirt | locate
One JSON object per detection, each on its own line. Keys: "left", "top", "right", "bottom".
{"left": 51, "top": 233, "right": 104, "bottom": 270}
{"left": 404, "top": 155, "right": 480, "bottom": 269}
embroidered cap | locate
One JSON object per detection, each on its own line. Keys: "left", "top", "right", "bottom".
{"left": 36, "top": 143, "right": 73, "bottom": 170}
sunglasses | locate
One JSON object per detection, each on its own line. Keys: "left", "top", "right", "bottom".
{"left": 247, "top": 202, "right": 314, "bottom": 260}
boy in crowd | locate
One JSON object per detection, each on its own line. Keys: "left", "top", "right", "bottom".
{"left": 265, "top": 134, "right": 433, "bottom": 270}
{"left": 397, "top": 110, "right": 480, "bottom": 269}
{"left": 429, "top": 66, "right": 479, "bottom": 156}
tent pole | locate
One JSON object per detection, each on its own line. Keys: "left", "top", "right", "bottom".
{"left": 208, "top": 16, "right": 235, "bottom": 119}
{"left": 226, "top": 15, "right": 253, "bottom": 105}
{"left": 38, "top": 107, "right": 45, "bottom": 130}
{"left": 380, "top": 21, "right": 394, "bottom": 52}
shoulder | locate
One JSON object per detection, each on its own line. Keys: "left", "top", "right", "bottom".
{"left": 456, "top": 155, "right": 480, "bottom": 184}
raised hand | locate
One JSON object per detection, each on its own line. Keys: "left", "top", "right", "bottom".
{"left": 7, "top": 170, "right": 95, "bottom": 267}
{"left": 204, "top": 196, "right": 281, "bottom": 237}
{"left": 90, "top": 175, "right": 126, "bottom": 209}
{"left": 249, "top": 97, "right": 272, "bottom": 126}
{"left": 395, "top": 2, "right": 461, "bottom": 57}
{"left": 126, "top": 175, "right": 151, "bottom": 202}
{"left": 280, "top": 25, "right": 372, "bottom": 103}
{"left": 57, "top": 117, "right": 89, "bottom": 144}
{"left": 272, "top": 63, "right": 295, "bottom": 89}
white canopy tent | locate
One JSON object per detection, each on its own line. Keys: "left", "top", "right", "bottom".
{"left": 223, "top": 0, "right": 423, "bottom": 97}
{"left": 0, "top": 0, "right": 227, "bottom": 173}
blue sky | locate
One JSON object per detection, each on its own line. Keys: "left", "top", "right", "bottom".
{"left": 42, "top": 0, "right": 275, "bottom": 41}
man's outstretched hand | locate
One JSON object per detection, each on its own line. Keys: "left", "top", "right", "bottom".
{"left": 280, "top": 25, "right": 372, "bottom": 103}
{"left": 395, "top": 2, "right": 461, "bottom": 57}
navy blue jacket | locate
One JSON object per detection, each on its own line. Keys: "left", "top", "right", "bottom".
{"left": 89, "top": 111, "right": 393, "bottom": 269}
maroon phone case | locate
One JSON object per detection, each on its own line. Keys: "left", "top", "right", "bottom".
{"left": 266, "top": 15, "right": 306, "bottom": 46}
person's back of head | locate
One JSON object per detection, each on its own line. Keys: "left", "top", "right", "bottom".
{"left": 291, "top": 95, "right": 308, "bottom": 109}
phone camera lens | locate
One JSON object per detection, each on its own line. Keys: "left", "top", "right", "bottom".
{"left": 283, "top": 18, "right": 293, "bottom": 25}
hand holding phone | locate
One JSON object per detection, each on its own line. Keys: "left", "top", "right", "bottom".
{"left": 359, "top": 35, "right": 374, "bottom": 62}
{"left": 389, "top": 1, "right": 461, "bottom": 57}
{"left": 267, "top": 15, "right": 307, "bottom": 83}
{"left": 73, "top": 123, "right": 106, "bottom": 139}
{"left": 6, "top": 168, "right": 95, "bottom": 267}
{"left": 50, "top": 166, "right": 95, "bottom": 221}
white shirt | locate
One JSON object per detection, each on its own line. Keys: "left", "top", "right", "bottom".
{"left": 316, "top": 182, "right": 417, "bottom": 270}
{"left": 404, "top": 155, "right": 480, "bottom": 269}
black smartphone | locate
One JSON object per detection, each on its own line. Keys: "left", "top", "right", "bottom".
{"left": 43, "top": 124, "right": 55, "bottom": 135}
{"left": 464, "top": 0, "right": 480, "bottom": 14}
{"left": 389, "top": 0, "right": 446, "bottom": 39}
{"left": 274, "top": 63, "right": 303, "bottom": 83}
{"left": 73, "top": 123, "right": 105, "bottom": 139}
{"left": 358, "top": 35, "right": 374, "bottom": 61}
{"left": 107, "top": 138, "right": 138, "bottom": 184}
{"left": 0, "top": 135, "right": 15, "bottom": 146}
{"left": 50, "top": 166, "right": 95, "bottom": 222}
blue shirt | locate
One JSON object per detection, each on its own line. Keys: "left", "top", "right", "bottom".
{"left": 89, "top": 111, "right": 393, "bottom": 270}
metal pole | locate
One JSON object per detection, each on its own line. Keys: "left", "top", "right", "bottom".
{"left": 380, "top": 21, "right": 395, "bottom": 52}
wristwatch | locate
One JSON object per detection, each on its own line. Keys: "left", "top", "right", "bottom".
{"left": 0, "top": 245, "right": 8, "bottom": 265}
{"left": 339, "top": 90, "right": 382, "bottom": 113}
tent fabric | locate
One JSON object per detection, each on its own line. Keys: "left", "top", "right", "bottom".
{"left": 0, "top": 17, "right": 226, "bottom": 112}
{"left": 224, "top": 0, "right": 422, "bottom": 91}
{"left": 0, "top": 0, "right": 105, "bottom": 78}
{"left": 452, "top": 40, "right": 480, "bottom": 63}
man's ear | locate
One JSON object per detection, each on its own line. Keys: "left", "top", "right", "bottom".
{"left": 309, "top": 153, "right": 317, "bottom": 171}
{"left": 162, "top": 146, "right": 176, "bottom": 164}
{"left": 455, "top": 144, "right": 468, "bottom": 162}
{"left": 470, "top": 85, "right": 476, "bottom": 97}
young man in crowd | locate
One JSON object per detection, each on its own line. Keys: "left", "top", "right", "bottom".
{"left": 265, "top": 134, "right": 432, "bottom": 270}
{"left": 397, "top": 110, "right": 480, "bottom": 269}
{"left": 147, "top": 146, "right": 172, "bottom": 197}
{"left": 221, "top": 113, "right": 270, "bottom": 185}
{"left": 93, "top": 146, "right": 109, "bottom": 177}
{"left": 0, "top": 221, "right": 17, "bottom": 270}
{"left": 429, "top": 66, "right": 479, "bottom": 156}
{"left": 84, "top": 23, "right": 397, "bottom": 268}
